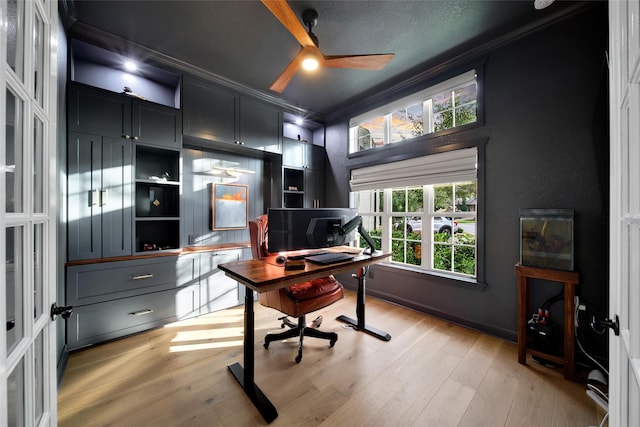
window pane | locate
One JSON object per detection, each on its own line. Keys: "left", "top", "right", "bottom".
{"left": 7, "top": 359, "right": 25, "bottom": 427}
{"left": 34, "top": 223, "right": 44, "bottom": 318}
{"left": 432, "top": 91, "right": 452, "bottom": 113}
{"left": 454, "top": 244, "right": 476, "bottom": 275}
{"left": 356, "top": 116, "right": 385, "bottom": 151}
{"left": 33, "top": 10, "right": 45, "bottom": 105}
{"left": 455, "top": 104, "right": 477, "bottom": 127}
{"left": 390, "top": 103, "right": 423, "bottom": 143}
{"left": 455, "top": 181, "right": 477, "bottom": 212}
{"left": 6, "top": 88, "right": 24, "bottom": 213}
{"left": 6, "top": 226, "right": 24, "bottom": 354}
{"left": 433, "top": 110, "right": 453, "bottom": 132}
{"left": 34, "top": 331, "right": 45, "bottom": 425}
{"left": 6, "top": 0, "right": 25, "bottom": 80}
{"left": 434, "top": 184, "right": 453, "bottom": 211}
{"left": 33, "top": 116, "right": 44, "bottom": 213}
{"left": 360, "top": 215, "right": 381, "bottom": 251}
{"left": 391, "top": 189, "right": 406, "bottom": 212}
{"left": 434, "top": 242, "right": 452, "bottom": 271}
{"left": 407, "top": 187, "right": 423, "bottom": 212}
{"left": 454, "top": 83, "right": 477, "bottom": 105}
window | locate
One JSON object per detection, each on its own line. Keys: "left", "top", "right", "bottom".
{"left": 349, "top": 70, "right": 477, "bottom": 153}
{"left": 351, "top": 148, "right": 478, "bottom": 280}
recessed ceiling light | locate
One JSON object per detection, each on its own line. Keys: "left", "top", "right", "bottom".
{"left": 534, "top": 0, "right": 554, "bottom": 10}
{"left": 295, "top": 118, "right": 304, "bottom": 125}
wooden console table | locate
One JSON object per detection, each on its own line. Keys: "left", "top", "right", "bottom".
{"left": 515, "top": 263, "right": 579, "bottom": 380}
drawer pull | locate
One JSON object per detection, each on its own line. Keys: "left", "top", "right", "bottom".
{"left": 131, "top": 274, "right": 154, "bottom": 280}
{"left": 129, "top": 309, "right": 154, "bottom": 316}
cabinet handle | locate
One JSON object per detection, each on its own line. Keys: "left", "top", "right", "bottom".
{"left": 129, "top": 309, "right": 154, "bottom": 316}
{"left": 100, "top": 189, "right": 108, "bottom": 206}
{"left": 133, "top": 136, "right": 139, "bottom": 141}
{"left": 131, "top": 273, "right": 154, "bottom": 280}
{"left": 89, "top": 190, "right": 98, "bottom": 206}
{"left": 122, "top": 134, "right": 131, "bottom": 139}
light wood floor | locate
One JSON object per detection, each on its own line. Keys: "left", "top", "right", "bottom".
{"left": 58, "top": 290, "right": 602, "bottom": 427}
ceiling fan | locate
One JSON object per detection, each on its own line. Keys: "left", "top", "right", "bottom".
{"left": 261, "top": 0, "right": 395, "bottom": 93}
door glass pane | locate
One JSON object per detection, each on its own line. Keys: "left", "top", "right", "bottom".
{"left": 7, "top": 358, "right": 25, "bottom": 427}
{"left": 34, "top": 331, "right": 45, "bottom": 425}
{"left": 6, "top": 0, "right": 24, "bottom": 80}
{"left": 6, "top": 88, "right": 24, "bottom": 213}
{"left": 33, "top": 223, "right": 44, "bottom": 318}
{"left": 6, "top": 226, "right": 24, "bottom": 354}
{"left": 33, "top": 116, "right": 44, "bottom": 213}
{"left": 33, "top": 9, "right": 45, "bottom": 105}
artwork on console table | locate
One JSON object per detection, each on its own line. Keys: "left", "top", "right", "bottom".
{"left": 212, "top": 183, "right": 248, "bottom": 230}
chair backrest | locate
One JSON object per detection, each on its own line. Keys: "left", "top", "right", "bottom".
{"left": 249, "top": 214, "right": 271, "bottom": 259}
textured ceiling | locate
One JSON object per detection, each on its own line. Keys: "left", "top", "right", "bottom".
{"left": 63, "top": 0, "right": 586, "bottom": 119}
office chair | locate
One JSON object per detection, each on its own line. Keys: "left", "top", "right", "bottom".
{"left": 249, "top": 214, "right": 344, "bottom": 363}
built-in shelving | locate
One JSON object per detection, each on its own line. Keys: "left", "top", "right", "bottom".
{"left": 134, "top": 145, "right": 181, "bottom": 252}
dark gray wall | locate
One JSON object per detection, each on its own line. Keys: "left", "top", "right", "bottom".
{"left": 325, "top": 5, "right": 608, "bottom": 357}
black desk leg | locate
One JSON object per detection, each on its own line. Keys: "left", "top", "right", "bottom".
{"left": 228, "top": 289, "right": 278, "bottom": 423}
{"left": 336, "top": 266, "right": 392, "bottom": 341}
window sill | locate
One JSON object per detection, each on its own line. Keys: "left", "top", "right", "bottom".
{"left": 376, "top": 261, "right": 487, "bottom": 291}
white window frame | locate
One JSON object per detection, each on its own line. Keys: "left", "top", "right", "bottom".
{"left": 350, "top": 147, "right": 481, "bottom": 282}
{"left": 349, "top": 70, "right": 477, "bottom": 154}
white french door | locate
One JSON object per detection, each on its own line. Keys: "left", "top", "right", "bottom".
{"left": 609, "top": 1, "right": 640, "bottom": 426}
{"left": 1, "top": 0, "right": 58, "bottom": 426}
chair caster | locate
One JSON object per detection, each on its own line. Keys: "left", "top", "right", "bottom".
{"left": 295, "top": 353, "right": 302, "bottom": 364}
{"left": 264, "top": 342, "right": 270, "bottom": 349}
{"left": 329, "top": 338, "right": 337, "bottom": 347}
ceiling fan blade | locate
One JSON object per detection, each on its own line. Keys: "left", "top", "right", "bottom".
{"left": 261, "top": 0, "right": 316, "bottom": 47}
{"left": 269, "top": 48, "right": 305, "bottom": 93}
{"left": 323, "top": 54, "right": 395, "bottom": 70}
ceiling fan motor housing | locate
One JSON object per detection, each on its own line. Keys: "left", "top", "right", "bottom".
{"left": 302, "top": 9, "right": 319, "bottom": 47}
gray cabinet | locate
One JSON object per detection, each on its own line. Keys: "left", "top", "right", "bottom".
{"left": 67, "top": 132, "right": 132, "bottom": 261}
{"left": 182, "top": 77, "right": 282, "bottom": 153}
{"left": 199, "top": 250, "right": 243, "bottom": 313}
{"left": 69, "top": 82, "right": 181, "bottom": 148}
{"left": 183, "top": 77, "right": 239, "bottom": 144}
{"left": 239, "top": 96, "right": 282, "bottom": 153}
{"left": 282, "top": 138, "right": 326, "bottom": 208}
{"left": 66, "top": 255, "right": 199, "bottom": 350}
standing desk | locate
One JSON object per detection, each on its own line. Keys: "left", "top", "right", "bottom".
{"left": 218, "top": 249, "right": 391, "bottom": 423}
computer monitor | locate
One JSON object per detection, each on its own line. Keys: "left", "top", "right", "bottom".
{"left": 267, "top": 208, "right": 357, "bottom": 252}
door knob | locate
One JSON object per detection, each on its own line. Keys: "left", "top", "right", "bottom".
{"left": 50, "top": 303, "right": 73, "bottom": 321}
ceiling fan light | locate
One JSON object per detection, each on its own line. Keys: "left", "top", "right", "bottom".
{"left": 302, "top": 57, "right": 319, "bottom": 71}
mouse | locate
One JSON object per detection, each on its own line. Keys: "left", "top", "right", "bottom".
{"left": 275, "top": 255, "right": 287, "bottom": 264}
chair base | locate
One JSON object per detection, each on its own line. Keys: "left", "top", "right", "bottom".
{"left": 264, "top": 315, "right": 338, "bottom": 363}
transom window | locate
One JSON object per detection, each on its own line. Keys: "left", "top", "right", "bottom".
{"left": 349, "top": 70, "right": 477, "bottom": 153}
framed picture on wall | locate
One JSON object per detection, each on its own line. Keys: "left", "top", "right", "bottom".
{"left": 211, "top": 183, "right": 249, "bottom": 230}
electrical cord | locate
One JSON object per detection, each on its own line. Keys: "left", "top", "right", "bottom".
{"left": 574, "top": 303, "right": 609, "bottom": 376}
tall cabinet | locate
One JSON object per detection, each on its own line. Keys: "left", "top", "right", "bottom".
{"left": 67, "top": 82, "right": 182, "bottom": 259}
{"left": 282, "top": 137, "right": 325, "bottom": 208}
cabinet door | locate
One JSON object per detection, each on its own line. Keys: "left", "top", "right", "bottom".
{"left": 283, "top": 138, "right": 305, "bottom": 167}
{"left": 132, "top": 100, "right": 182, "bottom": 148}
{"left": 183, "top": 77, "right": 238, "bottom": 143}
{"left": 307, "top": 144, "right": 326, "bottom": 171}
{"left": 68, "top": 83, "right": 131, "bottom": 139}
{"left": 239, "top": 96, "right": 282, "bottom": 153}
{"left": 305, "top": 168, "right": 325, "bottom": 208}
{"left": 101, "top": 137, "right": 133, "bottom": 258}
{"left": 199, "top": 251, "right": 241, "bottom": 313}
{"left": 67, "top": 132, "right": 102, "bottom": 261}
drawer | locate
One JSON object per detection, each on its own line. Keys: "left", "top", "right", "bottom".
{"left": 67, "top": 256, "right": 197, "bottom": 306}
{"left": 67, "top": 285, "right": 199, "bottom": 350}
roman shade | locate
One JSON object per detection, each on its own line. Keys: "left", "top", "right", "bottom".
{"left": 349, "top": 147, "right": 477, "bottom": 192}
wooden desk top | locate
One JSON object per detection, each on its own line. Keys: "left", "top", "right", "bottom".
{"left": 218, "top": 249, "right": 391, "bottom": 293}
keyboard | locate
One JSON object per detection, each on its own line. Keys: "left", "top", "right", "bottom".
{"left": 305, "top": 252, "right": 354, "bottom": 265}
